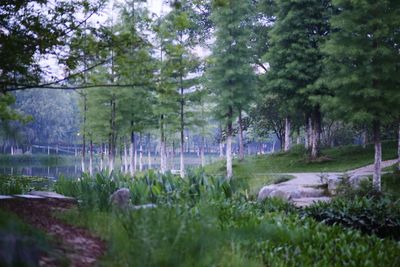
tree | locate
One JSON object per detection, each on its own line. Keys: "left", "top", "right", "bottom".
{"left": 264, "top": 0, "right": 331, "bottom": 159}
{"left": 207, "top": 0, "right": 256, "bottom": 179}
{"left": 322, "top": 0, "right": 400, "bottom": 191}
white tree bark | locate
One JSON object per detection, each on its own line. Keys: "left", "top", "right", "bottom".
{"left": 219, "top": 142, "right": 224, "bottom": 158}
{"left": 124, "top": 139, "right": 128, "bottom": 173}
{"left": 200, "top": 136, "right": 205, "bottom": 167}
{"left": 397, "top": 122, "right": 400, "bottom": 170}
{"left": 238, "top": 111, "right": 244, "bottom": 160}
{"left": 226, "top": 133, "right": 232, "bottom": 180}
{"left": 373, "top": 121, "right": 382, "bottom": 191}
{"left": 362, "top": 130, "right": 367, "bottom": 149}
{"left": 89, "top": 140, "right": 93, "bottom": 176}
{"left": 284, "top": 117, "right": 291, "bottom": 151}
{"left": 148, "top": 147, "right": 152, "bottom": 170}
{"left": 139, "top": 134, "right": 143, "bottom": 172}
{"left": 129, "top": 132, "right": 135, "bottom": 176}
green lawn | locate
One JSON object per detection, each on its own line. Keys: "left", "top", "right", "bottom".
{"left": 205, "top": 141, "right": 397, "bottom": 192}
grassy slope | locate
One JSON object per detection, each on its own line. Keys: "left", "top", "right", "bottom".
{"left": 205, "top": 141, "right": 397, "bottom": 193}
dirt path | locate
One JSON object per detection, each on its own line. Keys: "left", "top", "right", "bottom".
{"left": 0, "top": 197, "right": 105, "bottom": 267}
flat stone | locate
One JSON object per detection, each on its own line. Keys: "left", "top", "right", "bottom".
{"left": 0, "top": 195, "right": 14, "bottom": 199}
{"left": 14, "top": 194, "right": 44, "bottom": 199}
{"left": 28, "top": 191, "right": 75, "bottom": 200}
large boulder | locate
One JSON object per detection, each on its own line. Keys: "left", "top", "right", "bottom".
{"left": 257, "top": 185, "right": 276, "bottom": 201}
{"left": 110, "top": 188, "right": 131, "bottom": 210}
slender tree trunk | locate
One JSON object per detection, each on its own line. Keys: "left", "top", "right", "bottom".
{"left": 200, "top": 135, "right": 205, "bottom": 167}
{"left": 147, "top": 134, "right": 152, "bottom": 170}
{"left": 362, "top": 129, "right": 368, "bottom": 149}
{"left": 100, "top": 143, "right": 104, "bottom": 172}
{"left": 284, "top": 117, "right": 291, "bottom": 151}
{"left": 124, "top": 138, "right": 128, "bottom": 173}
{"left": 160, "top": 115, "right": 167, "bottom": 174}
{"left": 82, "top": 94, "right": 87, "bottom": 173}
{"left": 238, "top": 110, "right": 244, "bottom": 161}
{"left": 305, "top": 117, "right": 311, "bottom": 149}
{"left": 372, "top": 120, "right": 382, "bottom": 191}
{"left": 310, "top": 109, "right": 321, "bottom": 160}
{"left": 226, "top": 107, "right": 233, "bottom": 180}
{"left": 89, "top": 139, "right": 93, "bottom": 176}
{"left": 130, "top": 131, "right": 135, "bottom": 176}
{"left": 219, "top": 142, "right": 224, "bottom": 158}
{"left": 398, "top": 122, "right": 400, "bottom": 171}
{"left": 139, "top": 133, "right": 143, "bottom": 172}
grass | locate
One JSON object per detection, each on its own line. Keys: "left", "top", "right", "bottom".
{"left": 205, "top": 141, "right": 397, "bottom": 187}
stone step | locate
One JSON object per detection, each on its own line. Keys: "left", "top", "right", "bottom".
{"left": 28, "top": 191, "right": 75, "bottom": 200}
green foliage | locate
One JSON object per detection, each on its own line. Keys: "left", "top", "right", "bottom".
{"left": 302, "top": 196, "right": 400, "bottom": 240}
{"left": 60, "top": 196, "right": 400, "bottom": 267}
{"left": 0, "top": 175, "right": 50, "bottom": 195}
{"left": 321, "top": 0, "right": 400, "bottom": 124}
{"left": 54, "top": 169, "right": 239, "bottom": 211}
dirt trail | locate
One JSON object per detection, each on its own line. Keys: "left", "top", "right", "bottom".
{"left": 0, "top": 198, "right": 105, "bottom": 267}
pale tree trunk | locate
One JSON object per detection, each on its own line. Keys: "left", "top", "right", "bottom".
{"left": 108, "top": 142, "right": 114, "bottom": 174}
{"left": 219, "top": 142, "right": 224, "bottom": 158}
{"left": 123, "top": 138, "right": 128, "bottom": 173}
{"left": 89, "top": 140, "right": 93, "bottom": 176}
{"left": 238, "top": 111, "right": 244, "bottom": 161}
{"left": 100, "top": 143, "right": 104, "bottom": 172}
{"left": 148, "top": 148, "right": 152, "bottom": 170}
{"left": 134, "top": 136, "right": 138, "bottom": 172}
{"left": 48, "top": 145, "right": 50, "bottom": 155}
{"left": 372, "top": 120, "right": 381, "bottom": 191}
{"left": 310, "top": 110, "right": 321, "bottom": 160}
{"left": 362, "top": 129, "right": 368, "bottom": 149}
{"left": 81, "top": 94, "right": 87, "bottom": 173}
{"left": 139, "top": 134, "right": 143, "bottom": 172}
{"left": 226, "top": 107, "right": 233, "bottom": 180}
{"left": 284, "top": 117, "right": 291, "bottom": 151}
{"left": 305, "top": 117, "right": 311, "bottom": 149}
{"left": 398, "top": 122, "right": 400, "bottom": 171}
{"left": 160, "top": 115, "right": 167, "bottom": 174}
{"left": 200, "top": 135, "right": 205, "bottom": 167}
{"left": 130, "top": 131, "right": 135, "bottom": 176}
{"left": 272, "top": 139, "right": 276, "bottom": 153}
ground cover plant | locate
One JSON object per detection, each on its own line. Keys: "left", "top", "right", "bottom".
{"left": 0, "top": 174, "right": 50, "bottom": 195}
{"left": 53, "top": 170, "right": 400, "bottom": 267}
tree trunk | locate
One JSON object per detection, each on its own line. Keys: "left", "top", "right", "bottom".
{"left": 284, "top": 117, "right": 291, "bottom": 151}
{"left": 310, "top": 109, "right": 321, "bottom": 160}
{"left": 124, "top": 138, "right": 128, "bottom": 173}
{"left": 160, "top": 115, "right": 167, "bottom": 174}
{"left": 398, "top": 122, "right": 400, "bottom": 171}
{"left": 89, "top": 139, "right": 93, "bottom": 176}
{"left": 238, "top": 110, "right": 244, "bottom": 161}
{"left": 200, "top": 135, "right": 205, "bottom": 167}
{"left": 372, "top": 120, "right": 382, "bottom": 191}
{"left": 130, "top": 131, "right": 135, "bottom": 176}
{"left": 219, "top": 142, "right": 224, "bottom": 158}
{"left": 139, "top": 133, "right": 143, "bottom": 172}
{"left": 226, "top": 107, "right": 233, "bottom": 180}
{"left": 305, "top": 117, "right": 311, "bottom": 149}
{"left": 362, "top": 129, "right": 367, "bottom": 149}
{"left": 81, "top": 94, "right": 87, "bottom": 173}
{"left": 100, "top": 143, "right": 104, "bottom": 172}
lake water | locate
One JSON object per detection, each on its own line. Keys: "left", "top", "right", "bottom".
{"left": 0, "top": 156, "right": 217, "bottom": 179}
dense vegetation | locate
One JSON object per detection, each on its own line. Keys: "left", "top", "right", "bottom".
{"left": 51, "top": 170, "right": 400, "bottom": 266}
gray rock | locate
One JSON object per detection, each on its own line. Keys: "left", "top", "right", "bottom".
{"left": 257, "top": 185, "right": 276, "bottom": 201}
{"left": 327, "top": 176, "right": 341, "bottom": 194}
{"left": 269, "top": 189, "right": 292, "bottom": 200}
{"left": 110, "top": 188, "right": 131, "bottom": 209}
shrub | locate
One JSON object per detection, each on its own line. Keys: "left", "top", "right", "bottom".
{"left": 301, "top": 196, "right": 400, "bottom": 240}
{"left": 0, "top": 175, "right": 50, "bottom": 195}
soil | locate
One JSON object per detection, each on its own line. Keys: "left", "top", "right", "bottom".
{"left": 0, "top": 198, "right": 105, "bottom": 267}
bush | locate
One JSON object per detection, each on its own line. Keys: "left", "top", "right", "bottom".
{"left": 0, "top": 175, "right": 50, "bottom": 195}
{"left": 301, "top": 196, "right": 400, "bottom": 240}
